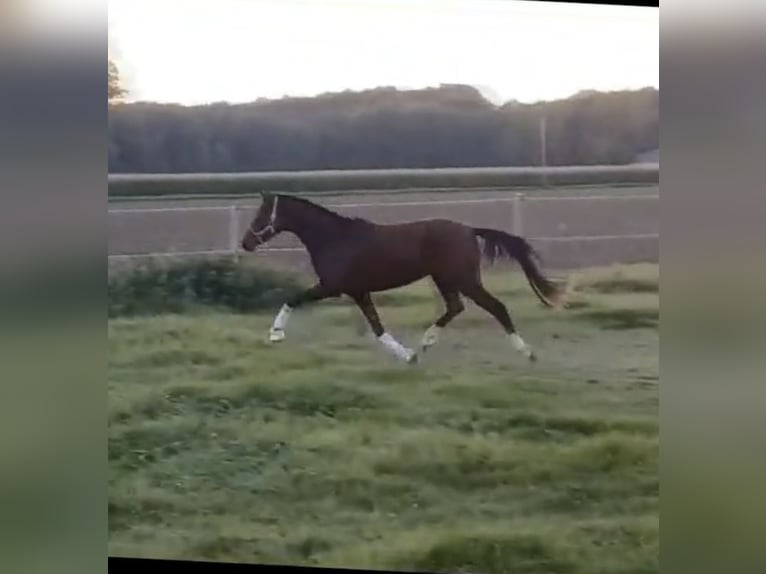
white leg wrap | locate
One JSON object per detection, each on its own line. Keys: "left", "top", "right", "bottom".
{"left": 378, "top": 332, "right": 416, "bottom": 362}
{"left": 269, "top": 304, "right": 292, "bottom": 342}
{"left": 509, "top": 333, "right": 534, "bottom": 359}
{"left": 421, "top": 324, "right": 441, "bottom": 349}
{"left": 272, "top": 304, "right": 292, "bottom": 330}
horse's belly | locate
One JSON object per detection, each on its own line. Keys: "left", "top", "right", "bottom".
{"left": 367, "top": 269, "right": 427, "bottom": 292}
{"left": 350, "top": 250, "right": 426, "bottom": 292}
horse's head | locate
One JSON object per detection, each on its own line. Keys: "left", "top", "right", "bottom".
{"left": 241, "top": 192, "right": 282, "bottom": 251}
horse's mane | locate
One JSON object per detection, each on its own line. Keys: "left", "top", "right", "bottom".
{"left": 278, "top": 194, "right": 370, "bottom": 226}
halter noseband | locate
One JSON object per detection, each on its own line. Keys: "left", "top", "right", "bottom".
{"left": 248, "top": 196, "right": 279, "bottom": 244}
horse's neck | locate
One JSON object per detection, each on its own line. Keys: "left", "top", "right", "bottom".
{"left": 284, "top": 209, "right": 347, "bottom": 252}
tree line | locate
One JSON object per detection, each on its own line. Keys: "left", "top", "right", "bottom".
{"left": 108, "top": 81, "right": 657, "bottom": 174}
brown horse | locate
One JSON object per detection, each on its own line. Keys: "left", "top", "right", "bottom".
{"left": 241, "top": 192, "right": 563, "bottom": 364}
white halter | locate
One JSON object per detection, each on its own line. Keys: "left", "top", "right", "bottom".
{"left": 249, "top": 195, "right": 279, "bottom": 243}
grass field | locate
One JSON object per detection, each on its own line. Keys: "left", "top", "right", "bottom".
{"left": 108, "top": 264, "right": 658, "bottom": 573}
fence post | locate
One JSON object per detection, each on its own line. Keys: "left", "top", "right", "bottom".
{"left": 539, "top": 115, "right": 548, "bottom": 188}
{"left": 512, "top": 192, "right": 524, "bottom": 236}
{"left": 228, "top": 205, "right": 239, "bottom": 264}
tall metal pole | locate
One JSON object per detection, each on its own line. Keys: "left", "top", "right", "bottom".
{"left": 540, "top": 115, "right": 548, "bottom": 188}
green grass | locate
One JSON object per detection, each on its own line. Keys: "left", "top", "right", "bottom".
{"left": 571, "top": 264, "right": 659, "bottom": 295}
{"left": 108, "top": 264, "right": 658, "bottom": 573}
{"left": 108, "top": 259, "right": 304, "bottom": 318}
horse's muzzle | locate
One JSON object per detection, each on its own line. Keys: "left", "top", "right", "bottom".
{"left": 241, "top": 235, "right": 257, "bottom": 252}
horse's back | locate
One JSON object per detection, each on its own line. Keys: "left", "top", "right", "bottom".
{"left": 381, "top": 218, "right": 481, "bottom": 278}
{"left": 376, "top": 218, "right": 475, "bottom": 249}
{"left": 378, "top": 217, "right": 473, "bottom": 237}
{"left": 332, "top": 217, "right": 480, "bottom": 292}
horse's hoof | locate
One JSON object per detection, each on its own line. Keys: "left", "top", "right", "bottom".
{"left": 529, "top": 351, "right": 538, "bottom": 362}
{"left": 269, "top": 329, "right": 285, "bottom": 343}
{"left": 406, "top": 351, "right": 419, "bottom": 365}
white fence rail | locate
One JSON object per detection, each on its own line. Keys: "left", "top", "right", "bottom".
{"left": 108, "top": 193, "right": 659, "bottom": 269}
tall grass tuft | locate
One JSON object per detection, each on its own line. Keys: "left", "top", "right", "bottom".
{"left": 108, "top": 258, "right": 304, "bottom": 317}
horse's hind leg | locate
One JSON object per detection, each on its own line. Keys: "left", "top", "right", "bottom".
{"left": 350, "top": 292, "right": 417, "bottom": 364}
{"left": 421, "top": 278, "right": 465, "bottom": 352}
{"left": 460, "top": 280, "right": 537, "bottom": 362}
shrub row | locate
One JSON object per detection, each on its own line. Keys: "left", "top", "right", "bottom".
{"left": 108, "top": 164, "right": 659, "bottom": 198}
{"left": 108, "top": 259, "right": 304, "bottom": 318}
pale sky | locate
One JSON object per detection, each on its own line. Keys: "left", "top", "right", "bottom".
{"left": 108, "top": 0, "right": 658, "bottom": 106}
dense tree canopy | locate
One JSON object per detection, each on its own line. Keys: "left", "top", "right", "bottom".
{"left": 108, "top": 85, "right": 658, "bottom": 173}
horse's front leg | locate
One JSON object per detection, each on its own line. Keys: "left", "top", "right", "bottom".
{"left": 269, "top": 283, "right": 335, "bottom": 342}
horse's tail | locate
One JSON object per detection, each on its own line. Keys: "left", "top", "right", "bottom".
{"left": 472, "top": 227, "right": 563, "bottom": 309}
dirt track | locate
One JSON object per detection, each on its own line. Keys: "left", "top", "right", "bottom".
{"left": 108, "top": 186, "right": 658, "bottom": 271}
